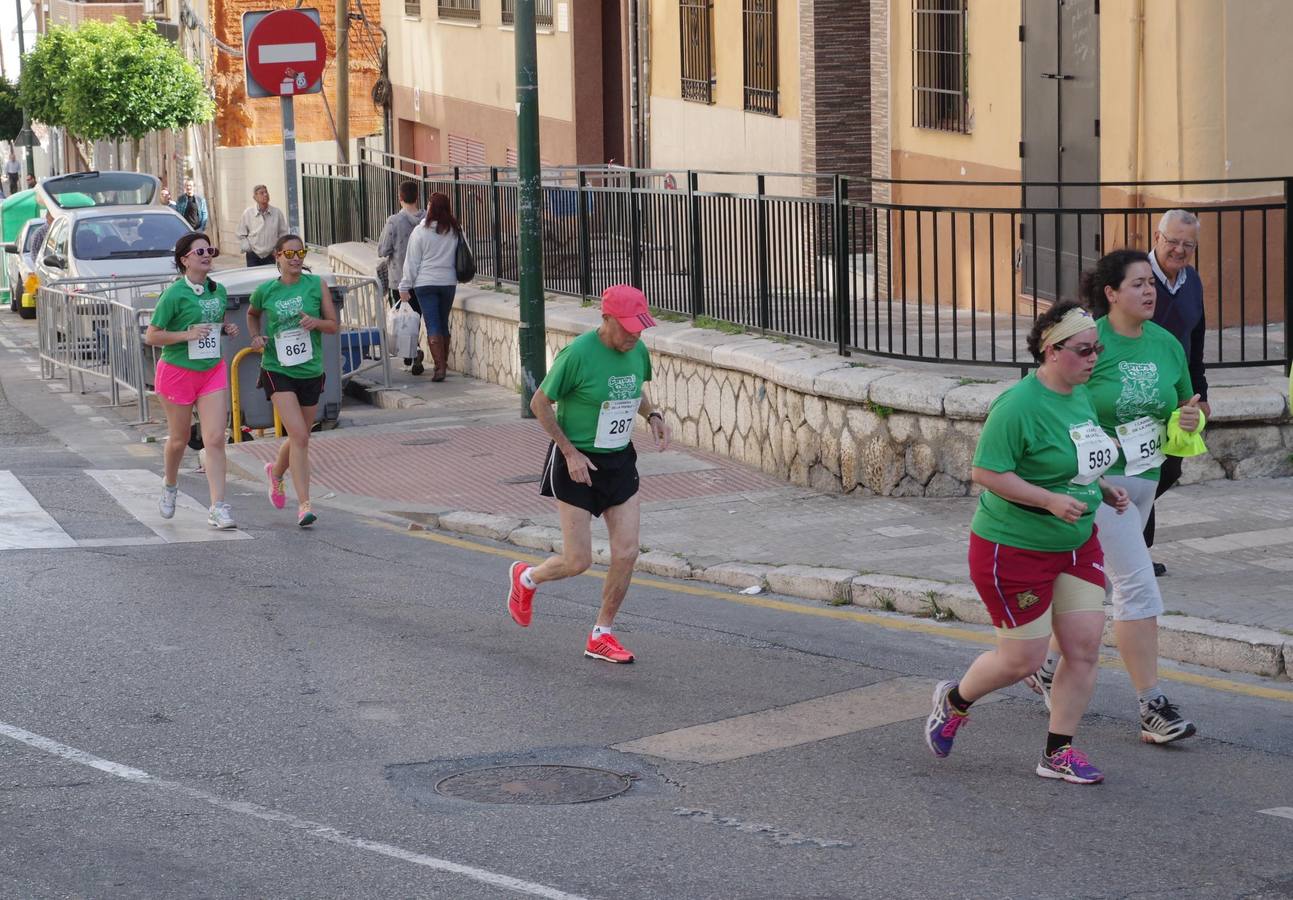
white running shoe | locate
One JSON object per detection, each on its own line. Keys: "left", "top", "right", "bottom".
{"left": 207, "top": 502, "right": 236, "bottom": 530}
{"left": 159, "top": 484, "right": 178, "bottom": 519}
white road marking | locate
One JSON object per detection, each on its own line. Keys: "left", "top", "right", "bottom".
{"left": 89, "top": 416, "right": 109, "bottom": 424}
{"left": 73, "top": 404, "right": 91, "bottom": 413}
{"left": 46, "top": 383, "right": 68, "bottom": 393}
{"left": 614, "top": 676, "right": 1001, "bottom": 764}
{"left": 1259, "top": 807, "right": 1293, "bottom": 821}
{"left": 0, "top": 472, "right": 77, "bottom": 550}
{"left": 0, "top": 719, "right": 591, "bottom": 900}
{"left": 86, "top": 469, "right": 252, "bottom": 544}
{"left": 0, "top": 336, "right": 16, "bottom": 349}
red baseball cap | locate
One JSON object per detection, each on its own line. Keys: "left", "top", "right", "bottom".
{"left": 601, "top": 284, "right": 657, "bottom": 334}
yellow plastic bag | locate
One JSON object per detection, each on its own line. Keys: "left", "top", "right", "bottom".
{"left": 1164, "top": 408, "right": 1208, "bottom": 457}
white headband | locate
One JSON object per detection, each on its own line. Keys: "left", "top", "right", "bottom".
{"left": 1041, "top": 308, "right": 1096, "bottom": 350}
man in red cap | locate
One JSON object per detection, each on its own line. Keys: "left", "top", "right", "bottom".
{"left": 506, "top": 284, "right": 671, "bottom": 663}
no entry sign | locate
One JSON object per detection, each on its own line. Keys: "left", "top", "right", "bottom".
{"left": 242, "top": 8, "right": 327, "bottom": 98}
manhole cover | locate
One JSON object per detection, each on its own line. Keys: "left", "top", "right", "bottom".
{"left": 401, "top": 436, "right": 450, "bottom": 446}
{"left": 434, "top": 765, "right": 632, "bottom": 805}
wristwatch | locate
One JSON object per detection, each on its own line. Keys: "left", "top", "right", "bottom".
{"left": 647, "top": 411, "right": 663, "bottom": 422}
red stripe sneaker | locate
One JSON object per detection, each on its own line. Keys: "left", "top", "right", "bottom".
{"left": 507, "top": 561, "right": 535, "bottom": 627}
{"left": 585, "top": 632, "right": 634, "bottom": 664}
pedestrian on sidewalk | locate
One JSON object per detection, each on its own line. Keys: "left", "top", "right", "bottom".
{"left": 1032, "top": 250, "right": 1203, "bottom": 745}
{"left": 247, "top": 235, "right": 338, "bottom": 528}
{"left": 144, "top": 232, "right": 240, "bottom": 529}
{"left": 237, "top": 185, "right": 290, "bottom": 267}
{"left": 1143, "top": 210, "right": 1209, "bottom": 574}
{"left": 175, "top": 178, "right": 209, "bottom": 232}
{"left": 5, "top": 149, "right": 21, "bottom": 195}
{"left": 926, "top": 302, "right": 1127, "bottom": 784}
{"left": 377, "top": 179, "right": 425, "bottom": 373}
{"left": 506, "top": 284, "right": 671, "bottom": 664}
{"left": 398, "top": 192, "right": 460, "bottom": 382}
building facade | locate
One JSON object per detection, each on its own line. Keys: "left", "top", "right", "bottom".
{"left": 382, "top": 0, "right": 626, "bottom": 167}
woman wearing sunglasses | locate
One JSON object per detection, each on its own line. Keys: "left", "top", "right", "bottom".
{"left": 145, "top": 232, "right": 239, "bottom": 528}
{"left": 926, "top": 300, "right": 1129, "bottom": 784}
{"left": 246, "top": 234, "right": 338, "bottom": 528}
{"left": 1030, "top": 250, "right": 1202, "bottom": 745}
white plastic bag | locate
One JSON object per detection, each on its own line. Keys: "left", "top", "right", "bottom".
{"left": 387, "top": 300, "right": 422, "bottom": 359}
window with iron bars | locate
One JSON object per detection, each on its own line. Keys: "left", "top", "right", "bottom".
{"left": 501, "top": 0, "right": 554, "bottom": 28}
{"left": 742, "top": 0, "right": 778, "bottom": 115}
{"left": 912, "top": 0, "right": 968, "bottom": 133}
{"left": 680, "top": 0, "right": 714, "bottom": 104}
{"left": 405, "top": 0, "right": 421, "bottom": 18}
{"left": 438, "top": 0, "right": 479, "bottom": 22}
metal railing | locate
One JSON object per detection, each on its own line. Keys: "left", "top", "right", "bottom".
{"left": 36, "top": 276, "right": 171, "bottom": 423}
{"left": 301, "top": 149, "right": 1293, "bottom": 372}
{"left": 330, "top": 274, "right": 391, "bottom": 388}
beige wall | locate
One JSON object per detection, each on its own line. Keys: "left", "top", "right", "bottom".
{"left": 889, "top": 0, "right": 1021, "bottom": 175}
{"left": 888, "top": 0, "right": 1293, "bottom": 203}
{"left": 647, "top": 0, "right": 800, "bottom": 172}
{"left": 382, "top": 0, "right": 579, "bottom": 164}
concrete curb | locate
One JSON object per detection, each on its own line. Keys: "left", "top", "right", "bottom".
{"left": 224, "top": 450, "right": 1290, "bottom": 680}
{"left": 343, "top": 375, "right": 426, "bottom": 410}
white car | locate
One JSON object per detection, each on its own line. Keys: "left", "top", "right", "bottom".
{"left": 33, "top": 171, "right": 193, "bottom": 286}
{"left": 6, "top": 216, "right": 44, "bottom": 315}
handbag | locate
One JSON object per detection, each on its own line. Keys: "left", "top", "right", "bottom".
{"left": 454, "top": 228, "right": 476, "bottom": 283}
{"left": 387, "top": 300, "right": 422, "bottom": 360}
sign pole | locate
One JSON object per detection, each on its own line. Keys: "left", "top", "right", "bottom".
{"left": 281, "top": 95, "right": 299, "bottom": 234}
{"left": 515, "top": 0, "right": 545, "bottom": 418}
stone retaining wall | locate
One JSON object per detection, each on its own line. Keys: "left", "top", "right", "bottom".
{"left": 329, "top": 243, "right": 1293, "bottom": 496}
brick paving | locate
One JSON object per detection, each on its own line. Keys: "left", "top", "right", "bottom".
{"left": 227, "top": 367, "right": 1293, "bottom": 636}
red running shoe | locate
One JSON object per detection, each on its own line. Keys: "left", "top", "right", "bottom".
{"left": 508, "top": 561, "right": 535, "bottom": 627}
{"left": 585, "top": 632, "right": 634, "bottom": 664}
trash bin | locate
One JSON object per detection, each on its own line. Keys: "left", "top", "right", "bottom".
{"left": 210, "top": 269, "right": 345, "bottom": 429}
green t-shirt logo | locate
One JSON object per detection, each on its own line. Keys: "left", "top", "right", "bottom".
{"left": 1115, "top": 360, "right": 1159, "bottom": 421}
{"left": 274, "top": 295, "right": 305, "bottom": 326}
{"left": 607, "top": 375, "right": 637, "bottom": 400}
{"left": 199, "top": 296, "right": 224, "bottom": 322}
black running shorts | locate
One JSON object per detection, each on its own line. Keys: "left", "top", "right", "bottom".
{"left": 540, "top": 441, "right": 639, "bottom": 517}
{"left": 258, "top": 368, "right": 325, "bottom": 407}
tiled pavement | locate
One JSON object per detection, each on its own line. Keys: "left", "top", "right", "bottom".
{"left": 225, "top": 365, "right": 1293, "bottom": 636}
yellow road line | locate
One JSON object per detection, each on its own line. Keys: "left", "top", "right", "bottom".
{"left": 373, "top": 519, "right": 1293, "bottom": 705}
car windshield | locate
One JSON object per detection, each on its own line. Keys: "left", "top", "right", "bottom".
{"left": 73, "top": 215, "right": 190, "bottom": 260}
{"left": 43, "top": 172, "right": 157, "bottom": 208}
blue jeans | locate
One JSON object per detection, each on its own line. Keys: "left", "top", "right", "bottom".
{"left": 412, "top": 284, "right": 456, "bottom": 338}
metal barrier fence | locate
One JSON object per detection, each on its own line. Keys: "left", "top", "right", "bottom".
{"left": 36, "top": 277, "right": 171, "bottom": 423}
{"left": 302, "top": 148, "right": 1293, "bottom": 371}
{"left": 329, "top": 274, "right": 391, "bottom": 389}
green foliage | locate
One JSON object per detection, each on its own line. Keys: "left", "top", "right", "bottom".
{"left": 865, "top": 399, "right": 893, "bottom": 418}
{"left": 18, "top": 26, "right": 79, "bottom": 128}
{"left": 693, "top": 316, "right": 745, "bottom": 335}
{"left": 21, "top": 20, "right": 213, "bottom": 140}
{"left": 0, "top": 79, "right": 22, "bottom": 143}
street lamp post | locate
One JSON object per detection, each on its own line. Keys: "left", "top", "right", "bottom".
{"left": 514, "top": 0, "right": 545, "bottom": 417}
{"left": 13, "top": 0, "right": 35, "bottom": 175}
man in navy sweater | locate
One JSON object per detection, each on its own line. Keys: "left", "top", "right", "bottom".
{"left": 1144, "top": 209, "right": 1210, "bottom": 573}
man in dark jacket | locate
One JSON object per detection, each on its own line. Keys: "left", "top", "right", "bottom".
{"left": 376, "top": 180, "right": 424, "bottom": 371}
{"left": 1144, "top": 209, "right": 1209, "bottom": 573}
{"left": 174, "top": 178, "right": 209, "bottom": 232}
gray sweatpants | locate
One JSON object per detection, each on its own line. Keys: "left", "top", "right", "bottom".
{"left": 1093, "top": 474, "right": 1163, "bottom": 621}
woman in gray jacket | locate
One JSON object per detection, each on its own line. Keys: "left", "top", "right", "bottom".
{"left": 398, "top": 192, "right": 460, "bottom": 382}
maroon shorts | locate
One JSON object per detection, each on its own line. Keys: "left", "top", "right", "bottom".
{"left": 967, "top": 529, "right": 1105, "bottom": 629}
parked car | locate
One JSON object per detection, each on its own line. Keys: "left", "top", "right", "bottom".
{"left": 5, "top": 216, "right": 45, "bottom": 316}
{"left": 33, "top": 171, "right": 192, "bottom": 287}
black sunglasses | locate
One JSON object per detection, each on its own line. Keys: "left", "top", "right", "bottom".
{"left": 1056, "top": 341, "right": 1104, "bottom": 358}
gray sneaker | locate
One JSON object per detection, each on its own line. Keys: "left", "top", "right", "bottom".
{"left": 1026, "top": 665, "right": 1054, "bottom": 712}
{"left": 207, "top": 502, "right": 236, "bottom": 530}
{"left": 159, "top": 484, "right": 178, "bottom": 519}
{"left": 1141, "top": 696, "right": 1196, "bottom": 744}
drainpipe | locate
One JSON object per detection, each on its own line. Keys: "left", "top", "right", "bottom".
{"left": 628, "top": 0, "right": 640, "bottom": 166}
{"left": 1129, "top": 0, "right": 1145, "bottom": 234}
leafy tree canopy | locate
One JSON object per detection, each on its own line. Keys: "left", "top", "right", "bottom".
{"left": 0, "top": 79, "right": 23, "bottom": 144}
{"left": 20, "top": 20, "right": 213, "bottom": 140}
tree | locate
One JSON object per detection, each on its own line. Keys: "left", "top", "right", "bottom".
{"left": 19, "top": 19, "right": 213, "bottom": 141}
{"left": 16, "top": 25, "right": 80, "bottom": 130}
{"left": 0, "top": 79, "right": 22, "bottom": 144}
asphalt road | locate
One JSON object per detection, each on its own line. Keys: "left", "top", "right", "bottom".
{"left": 1, "top": 335, "right": 1292, "bottom": 899}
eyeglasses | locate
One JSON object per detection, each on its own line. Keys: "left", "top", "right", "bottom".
{"left": 277, "top": 249, "right": 307, "bottom": 259}
{"left": 185, "top": 247, "right": 219, "bottom": 258}
{"left": 1056, "top": 341, "right": 1104, "bottom": 358}
{"left": 1161, "top": 238, "right": 1198, "bottom": 252}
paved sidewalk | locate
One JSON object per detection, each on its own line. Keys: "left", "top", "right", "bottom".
{"left": 221, "top": 361, "right": 1293, "bottom": 678}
